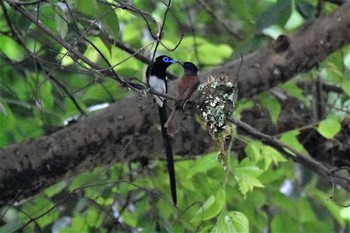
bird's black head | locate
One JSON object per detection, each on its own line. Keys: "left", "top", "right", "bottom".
{"left": 148, "top": 55, "right": 177, "bottom": 77}
{"left": 155, "top": 55, "right": 177, "bottom": 65}
{"left": 181, "top": 62, "right": 198, "bottom": 75}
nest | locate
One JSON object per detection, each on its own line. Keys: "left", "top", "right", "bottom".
{"left": 197, "top": 75, "right": 238, "bottom": 135}
{"left": 196, "top": 75, "right": 238, "bottom": 170}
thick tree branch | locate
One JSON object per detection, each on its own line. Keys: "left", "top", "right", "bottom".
{"left": 0, "top": 2, "right": 349, "bottom": 204}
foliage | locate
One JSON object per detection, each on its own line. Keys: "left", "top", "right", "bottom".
{"left": 0, "top": 0, "right": 349, "bottom": 232}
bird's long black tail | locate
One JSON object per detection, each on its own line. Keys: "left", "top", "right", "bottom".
{"left": 158, "top": 105, "right": 177, "bottom": 205}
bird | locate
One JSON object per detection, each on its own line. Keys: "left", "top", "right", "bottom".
{"left": 165, "top": 62, "right": 200, "bottom": 135}
{"left": 146, "top": 55, "right": 178, "bottom": 205}
{"left": 146, "top": 55, "right": 177, "bottom": 107}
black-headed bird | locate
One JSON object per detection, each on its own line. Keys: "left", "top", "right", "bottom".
{"left": 146, "top": 55, "right": 178, "bottom": 205}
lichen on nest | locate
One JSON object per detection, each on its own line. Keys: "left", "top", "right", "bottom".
{"left": 197, "top": 75, "right": 238, "bottom": 170}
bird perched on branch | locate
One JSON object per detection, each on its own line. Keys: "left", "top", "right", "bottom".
{"left": 146, "top": 56, "right": 177, "bottom": 107}
{"left": 146, "top": 55, "right": 178, "bottom": 205}
{"left": 165, "top": 62, "right": 200, "bottom": 135}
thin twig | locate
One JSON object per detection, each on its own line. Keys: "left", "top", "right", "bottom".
{"left": 228, "top": 118, "right": 350, "bottom": 192}
{"left": 150, "top": 0, "right": 173, "bottom": 73}
{"left": 45, "top": 71, "right": 87, "bottom": 116}
{"left": 6, "top": 1, "right": 124, "bottom": 83}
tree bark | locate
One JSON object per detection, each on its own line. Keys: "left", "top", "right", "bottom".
{"left": 1, "top": 2, "right": 349, "bottom": 205}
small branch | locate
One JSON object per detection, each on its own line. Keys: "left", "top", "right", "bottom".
{"left": 6, "top": 0, "right": 45, "bottom": 5}
{"left": 42, "top": 67, "right": 87, "bottom": 117}
{"left": 5, "top": 1, "right": 126, "bottom": 83}
{"left": 149, "top": 0, "right": 173, "bottom": 75}
{"left": 114, "top": 40, "right": 153, "bottom": 64}
{"left": 228, "top": 118, "right": 350, "bottom": 192}
{"left": 297, "top": 80, "right": 345, "bottom": 94}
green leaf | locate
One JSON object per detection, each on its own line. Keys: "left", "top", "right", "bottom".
{"left": 97, "top": 2, "right": 120, "bottom": 43}
{"left": 63, "top": 96, "right": 87, "bottom": 120}
{"left": 61, "top": 216, "right": 89, "bottom": 233}
{"left": 317, "top": 116, "right": 341, "bottom": 139}
{"left": 95, "top": 196, "right": 113, "bottom": 206}
{"left": 312, "top": 190, "right": 345, "bottom": 226}
{"left": 169, "top": 37, "right": 233, "bottom": 65}
{"left": 44, "top": 181, "right": 66, "bottom": 197}
{"left": 86, "top": 207, "right": 103, "bottom": 227}
{"left": 197, "top": 42, "right": 233, "bottom": 64}
{"left": 120, "top": 210, "right": 138, "bottom": 227}
{"left": 69, "top": 172, "right": 98, "bottom": 192}
{"left": 232, "top": 99, "right": 254, "bottom": 119}
{"left": 285, "top": 6, "right": 305, "bottom": 30}
{"left": 271, "top": 190, "right": 298, "bottom": 216}
{"left": 82, "top": 80, "right": 129, "bottom": 105}
{"left": 225, "top": 211, "right": 249, "bottom": 233}
{"left": 327, "top": 64, "right": 350, "bottom": 96}
{"left": 24, "top": 196, "right": 58, "bottom": 228}
{"left": 244, "top": 141, "right": 262, "bottom": 163}
{"left": 295, "top": 0, "right": 315, "bottom": 21}
{"left": 297, "top": 199, "right": 317, "bottom": 222}
{"left": 303, "top": 221, "right": 332, "bottom": 233}
{"left": 271, "top": 214, "right": 299, "bottom": 233}
{"left": 72, "top": 0, "right": 119, "bottom": 47}
{"left": 0, "top": 35, "right": 25, "bottom": 61}
{"left": 281, "top": 81, "right": 305, "bottom": 101}
{"left": 340, "top": 208, "right": 350, "bottom": 221}
{"left": 39, "top": 79, "right": 54, "bottom": 109}
{"left": 185, "top": 152, "right": 218, "bottom": 179}
{"left": 261, "top": 145, "right": 287, "bottom": 170}
{"left": 39, "top": 4, "right": 60, "bottom": 33}
{"left": 259, "top": 92, "right": 281, "bottom": 125}
{"left": 55, "top": 5, "right": 69, "bottom": 39}
{"left": 212, "top": 212, "right": 249, "bottom": 233}
{"left": 256, "top": 0, "right": 292, "bottom": 32}
{"left": 280, "top": 130, "right": 309, "bottom": 156}
{"left": 234, "top": 159, "right": 264, "bottom": 197}
{"left": 192, "top": 189, "right": 226, "bottom": 223}
{"left": 244, "top": 140, "right": 286, "bottom": 170}
{"left": 120, "top": 5, "right": 158, "bottom": 36}
{"left": 74, "top": 0, "right": 99, "bottom": 16}
{"left": 342, "top": 76, "right": 350, "bottom": 96}
{"left": 122, "top": 22, "right": 143, "bottom": 43}
{"left": 0, "top": 215, "right": 21, "bottom": 233}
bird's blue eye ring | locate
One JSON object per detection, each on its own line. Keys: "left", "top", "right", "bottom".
{"left": 163, "top": 57, "right": 169, "bottom": 62}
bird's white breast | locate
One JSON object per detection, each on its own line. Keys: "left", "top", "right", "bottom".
{"left": 149, "top": 75, "right": 166, "bottom": 107}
